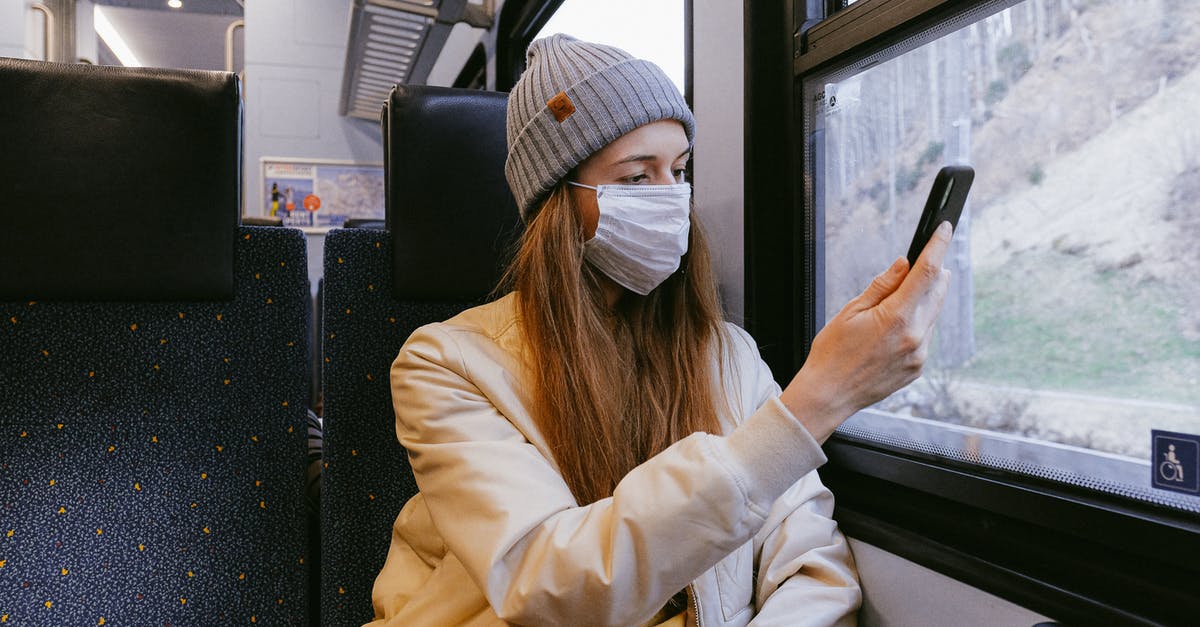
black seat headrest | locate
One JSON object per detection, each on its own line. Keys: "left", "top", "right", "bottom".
{"left": 383, "top": 85, "right": 523, "bottom": 301}
{"left": 0, "top": 58, "right": 241, "bottom": 301}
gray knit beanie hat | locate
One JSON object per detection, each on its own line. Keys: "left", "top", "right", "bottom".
{"left": 505, "top": 34, "right": 696, "bottom": 220}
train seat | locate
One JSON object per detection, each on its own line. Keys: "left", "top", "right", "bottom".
{"left": 0, "top": 59, "right": 313, "bottom": 625}
{"left": 319, "top": 85, "right": 521, "bottom": 626}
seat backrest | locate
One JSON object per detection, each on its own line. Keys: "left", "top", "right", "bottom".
{"left": 0, "top": 59, "right": 312, "bottom": 625}
{"left": 384, "top": 85, "right": 522, "bottom": 300}
{"left": 0, "top": 59, "right": 240, "bottom": 302}
{"left": 320, "top": 85, "right": 521, "bottom": 626}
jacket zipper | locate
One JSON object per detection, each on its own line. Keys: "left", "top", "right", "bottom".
{"left": 687, "top": 583, "right": 703, "bottom": 627}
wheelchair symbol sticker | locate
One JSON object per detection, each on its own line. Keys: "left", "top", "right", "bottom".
{"left": 1152, "top": 430, "right": 1199, "bottom": 494}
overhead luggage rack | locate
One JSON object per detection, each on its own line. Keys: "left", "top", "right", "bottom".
{"left": 339, "top": 0, "right": 493, "bottom": 120}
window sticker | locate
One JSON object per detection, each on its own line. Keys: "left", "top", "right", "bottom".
{"left": 1152, "top": 430, "right": 1199, "bottom": 495}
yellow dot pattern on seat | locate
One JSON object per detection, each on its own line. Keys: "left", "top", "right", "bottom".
{"left": 319, "top": 228, "right": 484, "bottom": 623}
{"left": 0, "top": 227, "right": 312, "bottom": 624}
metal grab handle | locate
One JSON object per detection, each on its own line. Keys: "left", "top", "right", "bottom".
{"left": 225, "top": 19, "right": 244, "bottom": 73}
{"left": 30, "top": 3, "right": 55, "bottom": 62}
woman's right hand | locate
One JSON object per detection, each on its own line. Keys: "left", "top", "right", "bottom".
{"left": 780, "top": 221, "right": 954, "bottom": 443}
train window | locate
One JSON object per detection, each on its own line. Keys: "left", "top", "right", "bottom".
{"left": 534, "top": 0, "right": 686, "bottom": 95}
{"left": 802, "top": 0, "right": 1200, "bottom": 514}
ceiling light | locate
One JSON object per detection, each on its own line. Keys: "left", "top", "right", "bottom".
{"left": 94, "top": 6, "right": 143, "bottom": 67}
{"left": 167, "top": 0, "right": 183, "bottom": 8}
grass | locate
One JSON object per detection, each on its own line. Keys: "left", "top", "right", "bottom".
{"left": 957, "top": 251, "right": 1200, "bottom": 405}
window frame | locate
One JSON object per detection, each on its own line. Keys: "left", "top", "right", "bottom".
{"left": 823, "top": 439, "right": 1198, "bottom": 624}
{"left": 741, "top": 0, "right": 1200, "bottom": 622}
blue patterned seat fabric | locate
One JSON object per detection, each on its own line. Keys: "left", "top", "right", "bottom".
{"left": 0, "top": 226, "right": 312, "bottom": 625}
{"left": 319, "top": 227, "right": 482, "bottom": 626}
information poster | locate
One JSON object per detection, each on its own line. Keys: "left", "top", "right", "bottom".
{"left": 261, "top": 158, "right": 385, "bottom": 228}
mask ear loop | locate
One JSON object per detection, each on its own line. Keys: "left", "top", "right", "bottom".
{"left": 562, "top": 177, "right": 593, "bottom": 249}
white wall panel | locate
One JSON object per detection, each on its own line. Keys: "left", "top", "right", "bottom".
{"left": 244, "top": 0, "right": 385, "bottom": 293}
{"left": 692, "top": 0, "right": 745, "bottom": 323}
{"left": 850, "top": 539, "right": 1051, "bottom": 626}
{"left": 75, "top": 0, "right": 96, "bottom": 64}
{"left": 3, "top": 1, "right": 30, "bottom": 59}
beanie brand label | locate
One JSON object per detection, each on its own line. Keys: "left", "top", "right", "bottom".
{"left": 547, "top": 91, "right": 576, "bottom": 123}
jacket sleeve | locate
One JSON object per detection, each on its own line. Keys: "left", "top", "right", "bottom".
{"left": 722, "top": 326, "right": 861, "bottom": 626}
{"left": 391, "top": 322, "right": 829, "bottom": 626}
{"left": 749, "top": 475, "right": 861, "bottom": 626}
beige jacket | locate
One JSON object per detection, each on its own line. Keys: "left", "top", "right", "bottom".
{"left": 369, "top": 294, "right": 860, "bottom": 626}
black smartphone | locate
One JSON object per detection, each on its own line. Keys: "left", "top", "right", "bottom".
{"left": 906, "top": 165, "right": 974, "bottom": 267}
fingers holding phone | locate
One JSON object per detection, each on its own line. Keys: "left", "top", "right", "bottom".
{"left": 894, "top": 164, "right": 973, "bottom": 335}
{"left": 891, "top": 220, "right": 953, "bottom": 335}
{"left": 779, "top": 168, "right": 970, "bottom": 442}
{"left": 783, "top": 224, "right": 953, "bottom": 441}
{"left": 906, "top": 165, "right": 973, "bottom": 267}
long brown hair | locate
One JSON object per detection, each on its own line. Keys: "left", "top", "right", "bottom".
{"left": 503, "top": 182, "right": 728, "bottom": 505}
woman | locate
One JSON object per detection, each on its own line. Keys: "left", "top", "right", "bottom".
{"left": 369, "top": 34, "right": 951, "bottom": 626}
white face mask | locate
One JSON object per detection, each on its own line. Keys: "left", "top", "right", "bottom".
{"left": 569, "top": 181, "right": 692, "bottom": 296}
